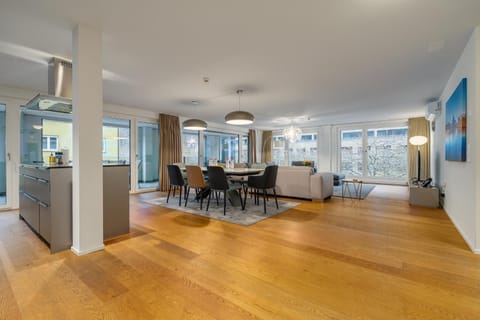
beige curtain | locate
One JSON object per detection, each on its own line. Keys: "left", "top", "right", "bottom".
{"left": 408, "top": 117, "right": 431, "bottom": 181}
{"left": 261, "top": 130, "right": 272, "bottom": 163}
{"left": 248, "top": 129, "right": 257, "bottom": 164}
{"left": 159, "top": 114, "right": 182, "bottom": 191}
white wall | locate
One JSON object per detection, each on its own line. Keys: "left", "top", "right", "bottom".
{"left": 433, "top": 26, "right": 480, "bottom": 253}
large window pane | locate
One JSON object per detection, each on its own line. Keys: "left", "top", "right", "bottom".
{"left": 103, "top": 117, "right": 130, "bottom": 164}
{"left": 367, "top": 127, "right": 408, "bottom": 179}
{"left": 240, "top": 135, "right": 249, "bottom": 163}
{"left": 272, "top": 135, "right": 287, "bottom": 165}
{"left": 340, "top": 129, "right": 363, "bottom": 177}
{"left": 288, "top": 133, "right": 318, "bottom": 167}
{"left": 137, "top": 121, "right": 159, "bottom": 189}
{"left": 0, "top": 105, "right": 5, "bottom": 205}
{"left": 182, "top": 131, "right": 199, "bottom": 165}
{"left": 204, "top": 131, "right": 239, "bottom": 166}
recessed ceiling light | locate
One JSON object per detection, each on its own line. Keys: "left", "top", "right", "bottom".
{"left": 191, "top": 100, "right": 199, "bottom": 105}
{"left": 203, "top": 77, "right": 209, "bottom": 83}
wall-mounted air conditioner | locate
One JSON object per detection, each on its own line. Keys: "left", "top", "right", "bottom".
{"left": 425, "top": 101, "right": 441, "bottom": 122}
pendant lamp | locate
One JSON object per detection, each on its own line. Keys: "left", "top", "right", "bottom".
{"left": 183, "top": 119, "right": 207, "bottom": 130}
{"left": 225, "top": 89, "right": 254, "bottom": 125}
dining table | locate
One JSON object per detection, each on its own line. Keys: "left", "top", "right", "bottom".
{"left": 199, "top": 167, "right": 264, "bottom": 208}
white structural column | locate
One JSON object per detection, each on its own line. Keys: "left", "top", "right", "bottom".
{"left": 71, "top": 24, "right": 104, "bottom": 255}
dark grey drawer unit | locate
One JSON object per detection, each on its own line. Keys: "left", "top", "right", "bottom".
{"left": 19, "top": 164, "right": 130, "bottom": 253}
{"left": 19, "top": 165, "right": 72, "bottom": 253}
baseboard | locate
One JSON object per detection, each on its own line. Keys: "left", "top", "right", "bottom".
{"left": 71, "top": 243, "right": 105, "bottom": 256}
{"left": 444, "top": 207, "right": 479, "bottom": 254}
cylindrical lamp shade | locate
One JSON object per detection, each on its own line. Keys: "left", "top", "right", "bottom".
{"left": 409, "top": 135, "right": 428, "bottom": 146}
{"left": 225, "top": 111, "right": 254, "bottom": 125}
{"left": 182, "top": 119, "right": 207, "bottom": 130}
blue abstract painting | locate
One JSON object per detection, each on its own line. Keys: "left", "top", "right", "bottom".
{"left": 445, "top": 78, "right": 467, "bottom": 161}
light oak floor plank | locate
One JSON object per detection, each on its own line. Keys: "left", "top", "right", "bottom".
{"left": 1, "top": 185, "right": 480, "bottom": 319}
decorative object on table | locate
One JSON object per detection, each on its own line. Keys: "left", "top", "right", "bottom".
{"left": 182, "top": 119, "right": 207, "bottom": 130}
{"left": 225, "top": 89, "right": 254, "bottom": 125}
{"left": 283, "top": 125, "right": 302, "bottom": 143}
{"left": 445, "top": 78, "right": 467, "bottom": 161}
{"left": 145, "top": 196, "right": 299, "bottom": 226}
{"left": 409, "top": 135, "right": 428, "bottom": 184}
{"left": 332, "top": 183, "right": 375, "bottom": 199}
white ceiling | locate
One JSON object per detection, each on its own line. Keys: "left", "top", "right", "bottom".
{"left": 0, "top": 0, "right": 479, "bottom": 129}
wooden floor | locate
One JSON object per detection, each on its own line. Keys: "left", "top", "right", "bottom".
{"left": 1, "top": 185, "right": 480, "bottom": 319}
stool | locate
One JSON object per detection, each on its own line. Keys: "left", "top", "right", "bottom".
{"left": 333, "top": 173, "right": 345, "bottom": 186}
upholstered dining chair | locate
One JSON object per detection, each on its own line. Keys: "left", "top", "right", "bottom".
{"left": 206, "top": 166, "right": 244, "bottom": 215}
{"left": 166, "top": 164, "right": 186, "bottom": 206}
{"left": 247, "top": 165, "right": 279, "bottom": 214}
{"left": 184, "top": 165, "right": 209, "bottom": 209}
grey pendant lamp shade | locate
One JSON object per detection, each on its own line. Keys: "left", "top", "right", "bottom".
{"left": 225, "top": 90, "right": 254, "bottom": 125}
{"left": 182, "top": 118, "right": 208, "bottom": 130}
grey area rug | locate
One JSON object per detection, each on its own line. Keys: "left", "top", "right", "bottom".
{"left": 333, "top": 184, "right": 376, "bottom": 199}
{"left": 145, "top": 195, "right": 300, "bottom": 226}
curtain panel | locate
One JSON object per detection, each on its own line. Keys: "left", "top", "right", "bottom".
{"left": 159, "top": 114, "right": 182, "bottom": 191}
{"left": 248, "top": 129, "right": 257, "bottom": 164}
{"left": 408, "top": 117, "right": 431, "bottom": 181}
{"left": 261, "top": 130, "right": 272, "bottom": 163}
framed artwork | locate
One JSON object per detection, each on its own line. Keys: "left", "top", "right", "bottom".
{"left": 445, "top": 78, "right": 467, "bottom": 161}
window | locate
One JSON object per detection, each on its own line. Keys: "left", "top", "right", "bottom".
{"left": 240, "top": 135, "right": 249, "bottom": 163}
{"left": 182, "top": 131, "right": 199, "bottom": 165}
{"left": 339, "top": 125, "right": 408, "bottom": 182}
{"left": 102, "top": 117, "right": 130, "bottom": 164}
{"left": 137, "top": 121, "right": 159, "bottom": 189}
{"left": 42, "top": 136, "right": 59, "bottom": 151}
{"left": 204, "top": 131, "right": 239, "bottom": 166}
{"left": 272, "top": 131, "right": 317, "bottom": 167}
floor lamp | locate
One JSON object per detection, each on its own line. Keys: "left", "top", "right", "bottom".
{"left": 409, "top": 135, "right": 428, "bottom": 183}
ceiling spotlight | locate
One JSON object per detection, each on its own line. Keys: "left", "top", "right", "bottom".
{"left": 183, "top": 119, "right": 207, "bottom": 131}
{"left": 191, "top": 100, "right": 199, "bottom": 105}
{"left": 203, "top": 77, "right": 209, "bottom": 83}
{"left": 225, "top": 89, "right": 254, "bottom": 125}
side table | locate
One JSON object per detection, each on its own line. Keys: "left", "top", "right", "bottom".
{"left": 342, "top": 179, "right": 363, "bottom": 200}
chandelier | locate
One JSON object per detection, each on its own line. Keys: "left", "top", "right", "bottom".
{"left": 283, "top": 126, "right": 302, "bottom": 143}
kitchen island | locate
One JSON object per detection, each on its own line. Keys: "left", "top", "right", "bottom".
{"left": 19, "top": 163, "right": 130, "bottom": 253}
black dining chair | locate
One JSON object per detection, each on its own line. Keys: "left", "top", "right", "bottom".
{"left": 206, "top": 166, "right": 244, "bottom": 215}
{"left": 247, "top": 165, "right": 279, "bottom": 214}
{"left": 166, "top": 164, "right": 186, "bottom": 206}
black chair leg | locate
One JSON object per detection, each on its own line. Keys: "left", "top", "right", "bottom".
{"left": 215, "top": 191, "right": 219, "bottom": 205}
{"left": 223, "top": 190, "right": 227, "bottom": 215}
{"left": 178, "top": 186, "right": 182, "bottom": 206}
{"left": 184, "top": 186, "right": 190, "bottom": 207}
{"left": 263, "top": 189, "right": 267, "bottom": 214}
{"left": 206, "top": 191, "right": 212, "bottom": 211}
{"left": 273, "top": 188, "right": 279, "bottom": 209}
{"left": 173, "top": 187, "right": 176, "bottom": 198}
{"left": 166, "top": 185, "right": 172, "bottom": 203}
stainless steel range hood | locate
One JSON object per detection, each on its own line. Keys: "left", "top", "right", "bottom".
{"left": 24, "top": 58, "right": 72, "bottom": 113}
